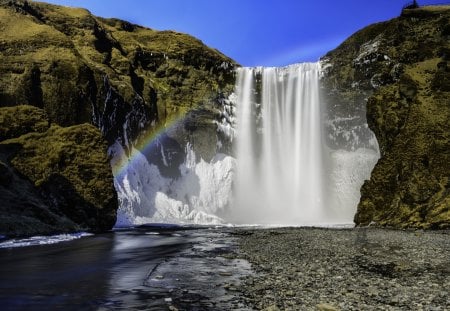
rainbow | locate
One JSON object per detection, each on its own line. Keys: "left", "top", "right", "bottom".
{"left": 110, "top": 109, "right": 188, "bottom": 177}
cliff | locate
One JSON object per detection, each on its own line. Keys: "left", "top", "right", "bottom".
{"left": 1, "top": 1, "right": 448, "bottom": 234}
{"left": 0, "top": 105, "right": 117, "bottom": 236}
{"left": 0, "top": 0, "right": 236, "bottom": 236}
{"left": 0, "top": 0, "right": 235, "bottom": 145}
{"left": 321, "top": 5, "right": 450, "bottom": 229}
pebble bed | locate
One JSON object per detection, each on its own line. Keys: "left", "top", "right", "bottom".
{"left": 232, "top": 227, "right": 450, "bottom": 310}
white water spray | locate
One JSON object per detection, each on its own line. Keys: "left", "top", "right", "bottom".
{"left": 113, "top": 62, "right": 379, "bottom": 227}
{"left": 230, "top": 63, "right": 379, "bottom": 225}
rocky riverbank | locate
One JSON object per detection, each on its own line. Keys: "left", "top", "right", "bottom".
{"left": 232, "top": 227, "right": 450, "bottom": 310}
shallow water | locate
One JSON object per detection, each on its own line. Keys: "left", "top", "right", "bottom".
{"left": 0, "top": 226, "right": 252, "bottom": 310}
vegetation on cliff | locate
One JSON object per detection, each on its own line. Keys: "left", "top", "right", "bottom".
{"left": 322, "top": 5, "right": 450, "bottom": 229}
{"left": 0, "top": 105, "right": 117, "bottom": 236}
{"left": 0, "top": 0, "right": 236, "bottom": 145}
{"left": 0, "top": 0, "right": 236, "bottom": 236}
{"left": 1, "top": 0, "right": 447, "bottom": 233}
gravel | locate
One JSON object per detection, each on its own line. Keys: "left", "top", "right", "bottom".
{"left": 231, "top": 227, "right": 450, "bottom": 310}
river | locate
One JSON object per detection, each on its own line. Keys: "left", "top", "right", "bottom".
{"left": 0, "top": 225, "right": 252, "bottom": 310}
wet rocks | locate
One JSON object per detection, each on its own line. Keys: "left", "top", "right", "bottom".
{"left": 316, "top": 303, "right": 339, "bottom": 311}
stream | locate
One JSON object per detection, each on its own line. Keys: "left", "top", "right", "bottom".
{"left": 0, "top": 225, "right": 252, "bottom": 310}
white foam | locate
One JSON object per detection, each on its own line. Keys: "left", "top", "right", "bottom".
{"left": 0, "top": 232, "right": 93, "bottom": 249}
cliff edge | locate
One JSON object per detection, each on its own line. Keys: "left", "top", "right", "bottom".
{"left": 321, "top": 5, "right": 450, "bottom": 229}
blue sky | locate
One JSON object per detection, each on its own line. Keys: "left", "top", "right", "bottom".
{"left": 41, "top": 0, "right": 444, "bottom": 66}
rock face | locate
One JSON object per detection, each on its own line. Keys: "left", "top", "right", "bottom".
{"left": 0, "top": 105, "right": 117, "bottom": 236}
{"left": 0, "top": 1, "right": 235, "bottom": 236}
{"left": 321, "top": 6, "right": 450, "bottom": 229}
{"left": 0, "top": 0, "right": 235, "bottom": 147}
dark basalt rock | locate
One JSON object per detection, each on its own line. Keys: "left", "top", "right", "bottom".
{"left": 321, "top": 5, "right": 450, "bottom": 229}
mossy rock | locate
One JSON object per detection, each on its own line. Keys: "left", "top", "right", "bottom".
{"left": 0, "top": 0, "right": 239, "bottom": 236}
{"left": 0, "top": 105, "right": 117, "bottom": 236}
{"left": 0, "top": 105, "right": 49, "bottom": 140}
{"left": 2, "top": 122, "right": 117, "bottom": 231}
{"left": 0, "top": 0, "right": 237, "bottom": 156}
{"left": 322, "top": 5, "right": 450, "bottom": 229}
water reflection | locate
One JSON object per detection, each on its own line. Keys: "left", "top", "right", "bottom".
{"left": 0, "top": 234, "right": 114, "bottom": 310}
{"left": 0, "top": 227, "right": 251, "bottom": 310}
{"left": 104, "top": 230, "right": 188, "bottom": 309}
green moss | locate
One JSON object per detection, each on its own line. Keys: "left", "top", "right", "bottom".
{"left": 324, "top": 5, "right": 450, "bottom": 229}
{"left": 3, "top": 123, "right": 115, "bottom": 210}
{"left": 0, "top": 105, "right": 49, "bottom": 140}
{"left": 0, "top": 0, "right": 236, "bottom": 146}
{"left": 0, "top": 105, "right": 117, "bottom": 235}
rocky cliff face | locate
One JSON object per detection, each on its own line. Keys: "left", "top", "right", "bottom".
{"left": 0, "top": 0, "right": 236, "bottom": 236}
{"left": 321, "top": 6, "right": 450, "bottom": 229}
{"left": 0, "top": 0, "right": 235, "bottom": 147}
{"left": 0, "top": 105, "right": 117, "bottom": 236}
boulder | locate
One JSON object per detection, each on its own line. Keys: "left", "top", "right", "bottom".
{"left": 0, "top": 105, "right": 116, "bottom": 236}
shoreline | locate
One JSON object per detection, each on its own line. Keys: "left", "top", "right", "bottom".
{"left": 232, "top": 227, "right": 450, "bottom": 310}
{"left": 0, "top": 226, "right": 449, "bottom": 310}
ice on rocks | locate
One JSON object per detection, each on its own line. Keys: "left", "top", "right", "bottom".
{"left": 113, "top": 142, "right": 234, "bottom": 227}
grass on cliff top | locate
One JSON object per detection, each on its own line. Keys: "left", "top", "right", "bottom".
{"left": 102, "top": 21, "right": 234, "bottom": 64}
{"left": 0, "top": 7, "right": 66, "bottom": 43}
{"left": 14, "top": 1, "right": 234, "bottom": 64}
{"left": 33, "top": 1, "right": 91, "bottom": 19}
{"left": 408, "top": 5, "right": 450, "bottom": 12}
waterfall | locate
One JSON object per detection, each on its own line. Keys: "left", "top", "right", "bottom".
{"left": 229, "top": 63, "right": 379, "bottom": 225}
{"left": 113, "top": 62, "right": 379, "bottom": 227}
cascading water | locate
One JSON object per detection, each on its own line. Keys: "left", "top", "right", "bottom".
{"left": 229, "top": 63, "right": 379, "bottom": 225}
{"left": 112, "top": 62, "right": 379, "bottom": 227}
{"left": 231, "top": 63, "right": 325, "bottom": 224}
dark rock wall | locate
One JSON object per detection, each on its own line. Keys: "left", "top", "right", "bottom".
{"left": 0, "top": 0, "right": 236, "bottom": 153}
